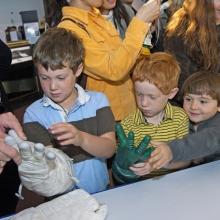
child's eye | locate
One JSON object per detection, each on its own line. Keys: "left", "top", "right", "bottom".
{"left": 136, "top": 93, "right": 143, "bottom": 97}
{"left": 57, "top": 76, "right": 65, "bottom": 80}
{"left": 149, "top": 95, "right": 157, "bottom": 100}
{"left": 184, "top": 97, "right": 191, "bottom": 102}
{"left": 200, "top": 100, "right": 208, "bottom": 104}
{"left": 40, "top": 76, "right": 48, "bottom": 80}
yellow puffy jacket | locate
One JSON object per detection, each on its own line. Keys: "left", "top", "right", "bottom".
{"left": 59, "top": 7, "right": 149, "bottom": 120}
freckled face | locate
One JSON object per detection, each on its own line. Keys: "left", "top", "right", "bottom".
{"left": 134, "top": 81, "right": 169, "bottom": 118}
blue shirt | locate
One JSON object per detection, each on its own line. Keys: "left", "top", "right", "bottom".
{"left": 24, "top": 84, "right": 114, "bottom": 193}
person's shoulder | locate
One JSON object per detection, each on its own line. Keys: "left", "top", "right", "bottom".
{"left": 121, "top": 109, "right": 137, "bottom": 125}
{"left": 171, "top": 104, "right": 188, "bottom": 118}
{"left": 26, "top": 98, "right": 43, "bottom": 111}
{"left": 86, "top": 90, "right": 110, "bottom": 107}
{"left": 204, "top": 112, "right": 220, "bottom": 126}
{"left": 24, "top": 98, "right": 45, "bottom": 123}
{"left": 87, "top": 90, "right": 106, "bottom": 97}
{"left": 85, "top": 90, "right": 110, "bottom": 110}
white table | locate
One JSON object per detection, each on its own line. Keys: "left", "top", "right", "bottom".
{"left": 94, "top": 161, "right": 220, "bottom": 220}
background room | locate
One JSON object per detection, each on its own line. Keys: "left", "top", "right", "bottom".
{"left": 0, "top": 0, "right": 46, "bottom": 122}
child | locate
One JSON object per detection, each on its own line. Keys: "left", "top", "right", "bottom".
{"left": 114, "top": 52, "right": 190, "bottom": 182}
{"left": 23, "top": 27, "right": 116, "bottom": 194}
{"left": 149, "top": 71, "right": 220, "bottom": 170}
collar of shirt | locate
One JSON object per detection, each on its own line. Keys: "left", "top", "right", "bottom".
{"left": 102, "top": 10, "right": 114, "bottom": 21}
{"left": 62, "top": 6, "right": 102, "bottom": 26}
{"left": 41, "top": 83, "right": 90, "bottom": 112}
{"left": 62, "top": 6, "right": 118, "bottom": 36}
{"left": 134, "top": 102, "right": 174, "bottom": 125}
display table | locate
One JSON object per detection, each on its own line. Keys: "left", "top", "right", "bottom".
{"left": 94, "top": 161, "right": 220, "bottom": 220}
{"left": 1, "top": 161, "right": 219, "bottom": 220}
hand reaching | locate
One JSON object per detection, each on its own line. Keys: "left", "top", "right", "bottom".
{"left": 149, "top": 141, "right": 173, "bottom": 170}
{"left": 0, "top": 112, "right": 26, "bottom": 139}
{"left": 5, "top": 130, "right": 78, "bottom": 197}
{"left": 112, "top": 123, "right": 154, "bottom": 183}
{"left": 129, "top": 161, "right": 153, "bottom": 176}
{"left": 49, "top": 122, "right": 83, "bottom": 146}
{"left": 0, "top": 112, "right": 25, "bottom": 173}
{"left": 136, "top": 0, "right": 160, "bottom": 23}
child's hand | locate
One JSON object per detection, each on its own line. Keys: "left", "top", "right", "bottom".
{"left": 149, "top": 141, "right": 173, "bottom": 170}
{"left": 49, "top": 122, "right": 83, "bottom": 146}
{"left": 129, "top": 160, "right": 152, "bottom": 176}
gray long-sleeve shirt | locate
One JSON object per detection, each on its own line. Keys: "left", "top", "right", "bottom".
{"left": 169, "top": 112, "right": 220, "bottom": 162}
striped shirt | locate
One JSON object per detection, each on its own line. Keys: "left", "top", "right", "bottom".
{"left": 121, "top": 102, "right": 189, "bottom": 178}
{"left": 24, "top": 84, "right": 115, "bottom": 193}
{"left": 121, "top": 102, "right": 189, "bottom": 144}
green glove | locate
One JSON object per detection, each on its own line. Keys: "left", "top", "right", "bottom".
{"left": 112, "top": 123, "right": 154, "bottom": 184}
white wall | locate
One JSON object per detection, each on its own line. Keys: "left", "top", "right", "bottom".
{"left": 0, "top": 0, "right": 45, "bottom": 42}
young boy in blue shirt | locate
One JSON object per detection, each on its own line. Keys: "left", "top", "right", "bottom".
{"left": 23, "top": 28, "right": 116, "bottom": 194}
{"left": 149, "top": 71, "right": 220, "bottom": 170}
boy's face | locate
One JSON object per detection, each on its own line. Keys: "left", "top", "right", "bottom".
{"left": 183, "top": 93, "right": 220, "bottom": 123}
{"left": 37, "top": 64, "right": 81, "bottom": 109}
{"left": 134, "top": 81, "right": 171, "bottom": 120}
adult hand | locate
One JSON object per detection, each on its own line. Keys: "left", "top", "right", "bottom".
{"left": 0, "top": 112, "right": 26, "bottom": 139}
{"left": 5, "top": 130, "right": 78, "bottom": 197}
{"left": 0, "top": 140, "right": 21, "bottom": 173}
{"left": 0, "top": 112, "right": 25, "bottom": 173}
{"left": 136, "top": 0, "right": 160, "bottom": 24}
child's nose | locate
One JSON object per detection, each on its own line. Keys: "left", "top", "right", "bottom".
{"left": 50, "top": 81, "right": 57, "bottom": 90}
{"left": 190, "top": 100, "right": 198, "bottom": 109}
{"left": 141, "top": 97, "right": 149, "bottom": 107}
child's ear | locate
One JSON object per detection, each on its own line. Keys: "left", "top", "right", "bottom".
{"left": 168, "top": 88, "right": 179, "bottom": 100}
{"left": 217, "top": 105, "right": 220, "bottom": 112}
{"left": 75, "top": 63, "right": 83, "bottom": 77}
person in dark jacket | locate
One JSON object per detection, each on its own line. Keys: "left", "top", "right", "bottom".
{"left": 0, "top": 39, "right": 12, "bottom": 112}
{"left": 0, "top": 40, "right": 24, "bottom": 217}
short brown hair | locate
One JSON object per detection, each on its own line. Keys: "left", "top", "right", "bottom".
{"left": 181, "top": 71, "right": 220, "bottom": 105}
{"left": 132, "top": 52, "right": 180, "bottom": 95}
{"left": 33, "top": 27, "right": 84, "bottom": 72}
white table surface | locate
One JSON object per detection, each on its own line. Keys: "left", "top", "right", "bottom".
{"left": 94, "top": 161, "right": 220, "bottom": 220}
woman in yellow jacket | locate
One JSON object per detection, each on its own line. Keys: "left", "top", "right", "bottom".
{"left": 45, "top": 0, "right": 160, "bottom": 121}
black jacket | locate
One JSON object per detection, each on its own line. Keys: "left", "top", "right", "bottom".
{"left": 0, "top": 39, "right": 12, "bottom": 112}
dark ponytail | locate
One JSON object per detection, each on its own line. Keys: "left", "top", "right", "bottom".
{"left": 112, "top": 0, "right": 130, "bottom": 30}
{"left": 45, "top": 0, "right": 68, "bottom": 27}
